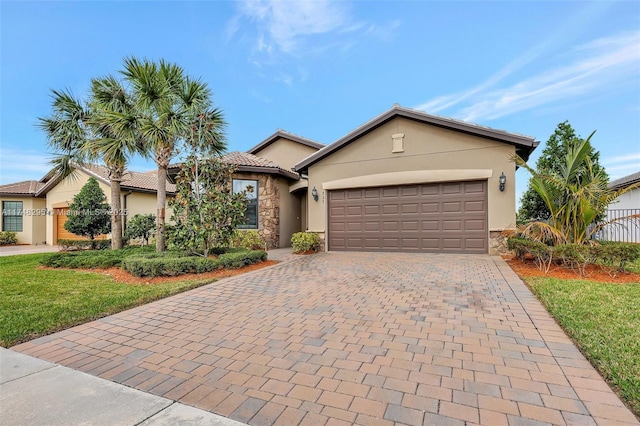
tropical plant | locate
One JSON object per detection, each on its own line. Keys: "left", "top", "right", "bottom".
{"left": 513, "top": 135, "right": 639, "bottom": 245}
{"left": 120, "top": 57, "right": 226, "bottom": 252}
{"left": 518, "top": 121, "right": 608, "bottom": 222}
{"left": 169, "top": 112, "right": 246, "bottom": 257}
{"left": 38, "top": 76, "right": 144, "bottom": 249}
{"left": 124, "top": 214, "right": 156, "bottom": 245}
{"left": 64, "top": 177, "right": 111, "bottom": 242}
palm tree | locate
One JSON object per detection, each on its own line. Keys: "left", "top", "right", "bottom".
{"left": 38, "top": 77, "right": 144, "bottom": 249}
{"left": 121, "top": 57, "right": 226, "bottom": 251}
{"left": 513, "top": 134, "right": 639, "bottom": 245}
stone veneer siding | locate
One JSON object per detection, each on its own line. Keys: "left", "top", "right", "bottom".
{"left": 489, "top": 230, "right": 510, "bottom": 256}
{"left": 234, "top": 172, "right": 280, "bottom": 249}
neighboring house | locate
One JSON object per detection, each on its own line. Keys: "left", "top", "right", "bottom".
{"left": 1, "top": 105, "right": 539, "bottom": 253}
{"left": 0, "top": 164, "right": 176, "bottom": 246}
{"left": 0, "top": 180, "right": 47, "bottom": 244}
{"left": 595, "top": 171, "right": 640, "bottom": 243}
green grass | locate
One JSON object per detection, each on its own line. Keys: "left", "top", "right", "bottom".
{"left": 0, "top": 253, "right": 213, "bottom": 347}
{"left": 527, "top": 277, "right": 640, "bottom": 417}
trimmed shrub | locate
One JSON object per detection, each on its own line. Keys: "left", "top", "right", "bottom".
{"left": 0, "top": 232, "right": 18, "bottom": 245}
{"left": 291, "top": 232, "right": 321, "bottom": 253}
{"left": 41, "top": 247, "right": 143, "bottom": 269}
{"left": 507, "top": 237, "right": 553, "bottom": 271}
{"left": 231, "top": 230, "right": 266, "bottom": 250}
{"left": 58, "top": 239, "right": 111, "bottom": 251}
{"left": 122, "top": 256, "right": 218, "bottom": 277}
{"left": 593, "top": 242, "right": 640, "bottom": 273}
{"left": 217, "top": 250, "right": 267, "bottom": 269}
{"left": 122, "top": 250, "right": 267, "bottom": 277}
{"left": 553, "top": 244, "right": 596, "bottom": 276}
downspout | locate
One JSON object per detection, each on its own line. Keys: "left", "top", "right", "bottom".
{"left": 122, "top": 191, "right": 133, "bottom": 234}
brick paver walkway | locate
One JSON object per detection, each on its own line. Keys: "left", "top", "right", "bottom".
{"left": 13, "top": 252, "right": 638, "bottom": 425}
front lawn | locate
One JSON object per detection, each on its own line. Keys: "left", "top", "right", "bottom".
{"left": 527, "top": 277, "right": 640, "bottom": 417}
{"left": 0, "top": 253, "right": 214, "bottom": 347}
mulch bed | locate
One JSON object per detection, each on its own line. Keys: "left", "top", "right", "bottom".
{"left": 41, "top": 260, "right": 279, "bottom": 285}
{"left": 505, "top": 257, "right": 640, "bottom": 284}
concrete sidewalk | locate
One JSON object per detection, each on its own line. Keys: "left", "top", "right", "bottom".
{"left": 0, "top": 348, "right": 245, "bottom": 425}
{"left": 0, "top": 244, "right": 60, "bottom": 256}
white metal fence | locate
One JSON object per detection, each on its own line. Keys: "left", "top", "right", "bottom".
{"left": 593, "top": 209, "right": 640, "bottom": 243}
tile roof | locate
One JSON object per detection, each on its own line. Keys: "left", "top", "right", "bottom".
{"left": 81, "top": 164, "right": 176, "bottom": 193}
{"left": 295, "top": 104, "right": 539, "bottom": 172}
{"left": 609, "top": 171, "right": 640, "bottom": 190}
{"left": 247, "top": 129, "right": 324, "bottom": 154}
{"left": 0, "top": 180, "right": 46, "bottom": 196}
{"left": 221, "top": 151, "right": 300, "bottom": 180}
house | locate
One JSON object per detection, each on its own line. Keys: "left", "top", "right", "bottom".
{"left": 595, "top": 171, "right": 640, "bottom": 243}
{"left": 1, "top": 105, "right": 539, "bottom": 253}
{"left": 0, "top": 180, "right": 47, "bottom": 245}
{"left": 0, "top": 164, "right": 175, "bottom": 246}
{"left": 294, "top": 105, "right": 537, "bottom": 254}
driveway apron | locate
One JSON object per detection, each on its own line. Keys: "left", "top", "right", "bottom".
{"left": 12, "top": 252, "right": 638, "bottom": 425}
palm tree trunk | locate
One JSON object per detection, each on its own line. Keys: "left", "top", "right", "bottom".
{"left": 110, "top": 178, "right": 124, "bottom": 250}
{"left": 156, "top": 153, "right": 170, "bottom": 252}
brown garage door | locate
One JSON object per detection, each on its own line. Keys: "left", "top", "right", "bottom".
{"left": 54, "top": 207, "right": 107, "bottom": 243}
{"left": 328, "top": 181, "right": 488, "bottom": 253}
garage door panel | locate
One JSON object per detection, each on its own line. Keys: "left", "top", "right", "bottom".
{"left": 401, "top": 203, "right": 419, "bottom": 214}
{"left": 401, "top": 186, "right": 419, "bottom": 197}
{"left": 464, "top": 200, "right": 485, "bottom": 212}
{"left": 421, "top": 203, "right": 439, "bottom": 213}
{"left": 328, "top": 181, "right": 487, "bottom": 253}
{"left": 442, "top": 202, "right": 461, "bottom": 213}
{"left": 465, "top": 219, "right": 486, "bottom": 231}
{"left": 382, "top": 205, "right": 399, "bottom": 215}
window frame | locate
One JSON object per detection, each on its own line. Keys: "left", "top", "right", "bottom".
{"left": 2, "top": 201, "right": 23, "bottom": 232}
{"left": 232, "top": 179, "right": 259, "bottom": 230}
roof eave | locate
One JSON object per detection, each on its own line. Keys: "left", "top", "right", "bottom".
{"left": 235, "top": 165, "right": 300, "bottom": 181}
{"left": 295, "top": 106, "right": 538, "bottom": 172}
{"left": 247, "top": 130, "right": 324, "bottom": 155}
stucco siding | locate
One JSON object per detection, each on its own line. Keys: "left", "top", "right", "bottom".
{"left": 277, "top": 180, "right": 302, "bottom": 247}
{"left": 252, "top": 138, "right": 320, "bottom": 172}
{"left": 0, "top": 196, "right": 46, "bottom": 245}
{"left": 46, "top": 171, "right": 111, "bottom": 245}
{"left": 609, "top": 188, "right": 640, "bottom": 210}
{"left": 306, "top": 117, "right": 517, "bottom": 238}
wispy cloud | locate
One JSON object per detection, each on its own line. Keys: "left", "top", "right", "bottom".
{"left": 417, "top": 30, "right": 640, "bottom": 123}
{"left": 603, "top": 152, "right": 640, "bottom": 179}
{"left": 0, "top": 148, "right": 51, "bottom": 184}
{"left": 235, "top": 0, "right": 360, "bottom": 55}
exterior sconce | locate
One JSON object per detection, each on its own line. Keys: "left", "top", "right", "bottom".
{"left": 499, "top": 172, "right": 506, "bottom": 192}
{"left": 311, "top": 186, "right": 319, "bottom": 201}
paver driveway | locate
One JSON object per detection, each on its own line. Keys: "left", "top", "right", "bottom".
{"left": 13, "top": 252, "right": 638, "bottom": 425}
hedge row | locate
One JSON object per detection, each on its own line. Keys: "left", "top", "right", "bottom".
{"left": 58, "top": 239, "right": 111, "bottom": 251}
{"left": 0, "top": 232, "right": 18, "bottom": 245}
{"left": 122, "top": 250, "right": 267, "bottom": 277}
{"left": 42, "top": 246, "right": 152, "bottom": 269}
{"left": 508, "top": 237, "right": 640, "bottom": 275}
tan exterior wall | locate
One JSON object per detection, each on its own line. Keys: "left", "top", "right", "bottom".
{"left": 46, "top": 171, "right": 111, "bottom": 245}
{"left": 45, "top": 171, "right": 165, "bottom": 245}
{"left": 306, "top": 117, "right": 518, "bottom": 247}
{"left": 277, "top": 180, "right": 302, "bottom": 247}
{"left": 252, "top": 138, "right": 320, "bottom": 171}
{"left": 0, "top": 196, "right": 46, "bottom": 245}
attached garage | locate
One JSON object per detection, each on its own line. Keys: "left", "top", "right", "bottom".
{"left": 294, "top": 105, "right": 538, "bottom": 255}
{"left": 328, "top": 181, "right": 488, "bottom": 253}
{"left": 54, "top": 207, "right": 106, "bottom": 243}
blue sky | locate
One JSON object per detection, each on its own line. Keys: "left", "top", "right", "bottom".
{"left": 1, "top": 1, "right": 639, "bottom": 206}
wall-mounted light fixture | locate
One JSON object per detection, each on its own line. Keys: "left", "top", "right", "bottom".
{"left": 311, "top": 186, "right": 319, "bottom": 201}
{"left": 499, "top": 172, "right": 507, "bottom": 192}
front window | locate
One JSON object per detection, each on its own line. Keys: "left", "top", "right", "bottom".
{"left": 233, "top": 179, "right": 258, "bottom": 229}
{"left": 2, "top": 201, "right": 23, "bottom": 232}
